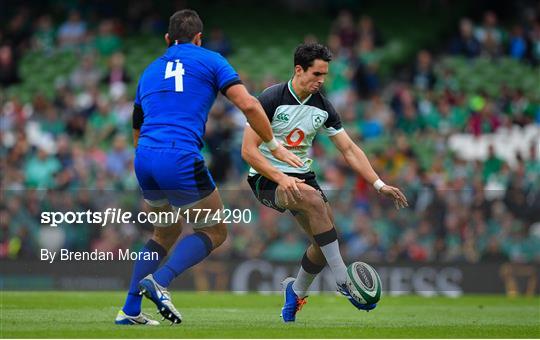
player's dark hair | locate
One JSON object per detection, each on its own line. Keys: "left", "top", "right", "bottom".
{"left": 168, "top": 9, "right": 203, "bottom": 44}
{"left": 294, "top": 43, "right": 332, "bottom": 70}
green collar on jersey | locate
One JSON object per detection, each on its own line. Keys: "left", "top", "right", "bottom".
{"left": 288, "top": 79, "right": 312, "bottom": 105}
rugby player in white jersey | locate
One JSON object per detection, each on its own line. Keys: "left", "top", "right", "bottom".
{"left": 242, "top": 43, "right": 408, "bottom": 322}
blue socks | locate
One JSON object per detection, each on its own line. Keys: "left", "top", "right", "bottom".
{"left": 122, "top": 232, "right": 213, "bottom": 316}
{"left": 153, "top": 232, "right": 213, "bottom": 288}
{"left": 122, "top": 239, "right": 167, "bottom": 316}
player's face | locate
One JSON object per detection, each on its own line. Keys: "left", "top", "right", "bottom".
{"left": 296, "top": 59, "right": 329, "bottom": 94}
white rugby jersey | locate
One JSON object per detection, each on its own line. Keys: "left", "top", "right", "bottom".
{"left": 248, "top": 80, "right": 344, "bottom": 176}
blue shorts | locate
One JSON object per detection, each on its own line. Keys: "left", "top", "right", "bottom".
{"left": 134, "top": 146, "right": 216, "bottom": 208}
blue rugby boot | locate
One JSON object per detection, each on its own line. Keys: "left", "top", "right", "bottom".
{"left": 280, "top": 277, "right": 308, "bottom": 322}
{"left": 138, "top": 274, "right": 182, "bottom": 324}
{"left": 337, "top": 282, "right": 377, "bottom": 312}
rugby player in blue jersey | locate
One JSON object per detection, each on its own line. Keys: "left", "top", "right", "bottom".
{"left": 115, "top": 9, "right": 302, "bottom": 325}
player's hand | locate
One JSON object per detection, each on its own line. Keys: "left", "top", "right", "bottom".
{"left": 379, "top": 185, "right": 408, "bottom": 210}
{"left": 276, "top": 176, "right": 305, "bottom": 206}
{"left": 271, "top": 144, "right": 303, "bottom": 168}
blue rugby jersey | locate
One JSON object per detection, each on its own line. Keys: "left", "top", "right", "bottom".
{"left": 135, "top": 43, "right": 240, "bottom": 152}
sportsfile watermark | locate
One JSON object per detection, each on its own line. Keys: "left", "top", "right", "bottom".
{"left": 40, "top": 208, "right": 252, "bottom": 227}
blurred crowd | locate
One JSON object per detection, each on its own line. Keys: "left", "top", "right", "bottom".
{"left": 449, "top": 10, "right": 540, "bottom": 62}
{"left": 1, "top": 2, "right": 539, "bottom": 263}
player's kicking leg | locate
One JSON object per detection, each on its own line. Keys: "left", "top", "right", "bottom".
{"left": 115, "top": 202, "right": 182, "bottom": 325}
{"left": 139, "top": 189, "right": 227, "bottom": 324}
{"left": 276, "top": 185, "right": 376, "bottom": 317}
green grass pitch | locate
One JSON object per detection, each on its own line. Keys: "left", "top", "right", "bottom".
{"left": 1, "top": 291, "right": 538, "bottom": 338}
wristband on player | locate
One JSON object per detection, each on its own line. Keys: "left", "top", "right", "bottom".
{"left": 265, "top": 137, "right": 279, "bottom": 151}
{"left": 373, "top": 179, "right": 386, "bottom": 192}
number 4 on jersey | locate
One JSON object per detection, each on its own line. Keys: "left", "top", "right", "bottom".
{"left": 165, "top": 59, "right": 185, "bottom": 92}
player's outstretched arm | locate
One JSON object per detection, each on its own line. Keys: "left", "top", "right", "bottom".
{"left": 241, "top": 125, "right": 304, "bottom": 204}
{"left": 330, "top": 131, "right": 408, "bottom": 209}
{"left": 225, "top": 84, "right": 303, "bottom": 168}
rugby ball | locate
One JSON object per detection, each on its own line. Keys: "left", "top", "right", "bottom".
{"left": 346, "top": 262, "right": 382, "bottom": 305}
